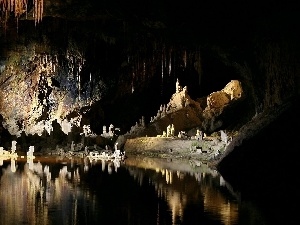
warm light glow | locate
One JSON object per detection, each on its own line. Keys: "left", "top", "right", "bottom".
{"left": 0, "top": 0, "right": 43, "bottom": 25}
{"left": 202, "top": 185, "right": 239, "bottom": 225}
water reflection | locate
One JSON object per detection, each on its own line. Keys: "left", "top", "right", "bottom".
{"left": 125, "top": 157, "right": 240, "bottom": 225}
{"left": 0, "top": 156, "right": 262, "bottom": 225}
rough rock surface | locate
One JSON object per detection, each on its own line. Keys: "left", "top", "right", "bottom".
{"left": 1, "top": 2, "right": 299, "bottom": 168}
{"left": 124, "top": 135, "right": 229, "bottom": 164}
{"left": 117, "top": 79, "right": 244, "bottom": 150}
{"left": 206, "top": 80, "right": 243, "bottom": 109}
{"left": 123, "top": 97, "right": 294, "bottom": 168}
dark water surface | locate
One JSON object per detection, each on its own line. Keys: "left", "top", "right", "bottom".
{"left": 0, "top": 155, "right": 293, "bottom": 225}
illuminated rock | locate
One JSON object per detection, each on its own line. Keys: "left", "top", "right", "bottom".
{"left": 0, "top": 50, "right": 102, "bottom": 137}
{"left": 206, "top": 80, "right": 243, "bottom": 109}
{"left": 207, "top": 91, "right": 231, "bottom": 109}
{"left": 222, "top": 80, "right": 243, "bottom": 100}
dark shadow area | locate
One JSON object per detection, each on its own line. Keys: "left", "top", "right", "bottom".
{"left": 217, "top": 97, "right": 300, "bottom": 225}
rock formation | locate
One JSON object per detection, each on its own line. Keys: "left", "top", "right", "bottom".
{"left": 0, "top": 1, "right": 299, "bottom": 162}
{"left": 116, "top": 79, "right": 244, "bottom": 150}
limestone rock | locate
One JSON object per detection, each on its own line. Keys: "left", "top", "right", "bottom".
{"left": 166, "top": 86, "right": 201, "bottom": 113}
{"left": 201, "top": 80, "right": 244, "bottom": 133}
{"left": 123, "top": 79, "right": 245, "bottom": 140}
{"left": 222, "top": 80, "right": 243, "bottom": 100}
{"left": 206, "top": 80, "right": 243, "bottom": 109}
{"left": 206, "top": 91, "right": 231, "bottom": 109}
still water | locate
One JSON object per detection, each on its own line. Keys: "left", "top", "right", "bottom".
{"left": 0, "top": 155, "right": 278, "bottom": 225}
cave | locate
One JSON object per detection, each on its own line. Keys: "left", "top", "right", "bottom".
{"left": 0, "top": 1, "right": 300, "bottom": 224}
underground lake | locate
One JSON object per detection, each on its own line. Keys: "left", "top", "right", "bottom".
{"left": 0, "top": 153, "right": 298, "bottom": 225}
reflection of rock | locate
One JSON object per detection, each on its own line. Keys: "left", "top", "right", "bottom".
{"left": 125, "top": 156, "right": 215, "bottom": 174}
{"left": 126, "top": 156, "right": 239, "bottom": 225}
{"left": 202, "top": 185, "right": 239, "bottom": 224}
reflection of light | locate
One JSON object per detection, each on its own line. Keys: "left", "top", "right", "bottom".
{"left": 59, "top": 166, "right": 71, "bottom": 179}
{"left": 74, "top": 168, "right": 80, "bottom": 184}
{"left": 0, "top": 157, "right": 102, "bottom": 225}
{"left": 125, "top": 157, "right": 241, "bottom": 225}
{"left": 165, "top": 169, "right": 173, "bottom": 184}
{"left": 113, "top": 159, "right": 120, "bottom": 172}
{"left": 220, "top": 176, "right": 226, "bottom": 186}
{"left": 194, "top": 172, "right": 202, "bottom": 182}
{"left": 166, "top": 169, "right": 169, "bottom": 183}
{"left": 27, "top": 158, "right": 34, "bottom": 170}
{"left": 154, "top": 175, "right": 186, "bottom": 225}
{"left": 147, "top": 162, "right": 238, "bottom": 225}
{"left": 33, "top": 161, "right": 43, "bottom": 175}
{"left": 11, "top": 159, "right": 16, "bottom": 173}
{"left": 84, "top": 157, "right": 89, "bottom": 172}
{"left": 101, "top": 159, "right": 105, "bottom": 171}
{"left": 108, "top": 162, "right": 112, "bottom": 174}
{"left": 202, "top": 185, "right": 238, "bottom": 225}
{"left": 44, "top": 165, "right": 51, "bottom": 182}
{"left": 168, "top": 191, "right": 185, "bottom": 225}
{"left": 0, "top": 163, "right": 47, "bottom": 225}
{"left": 87, "top": 157, "right": 123, "bottom": 174}
{"left": 151, "top": 168, "right": 187, "bottom": 224}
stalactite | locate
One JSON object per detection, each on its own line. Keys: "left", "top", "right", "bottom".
{"left": 143, "top": 61, "right": 146, "bottom": 80}
{"left": 0, "top": 0, "right": 27, "bottom": 17}
{"left": 161, "top": 51, "right": 164, "bottom": 96}
{"left": 194, "top": 50, "right": 202, "bottom": 86}
{"left": 24, "top": 0, "right": 27, "bottom": 18}
{"left": 168, "top": 48, "right": 172, "bottom": 76}
{"left": 34, "top": 0, "right": 37, "bottom": 25}
{"left": 0, "top": 0, "right": 43, "bottom": 26}
{"left": 183, "top": 50, "right": 187, "bottom": 68}
{"left": 161, "top": 54, "right": 164, "bottom": 79}
{"left": 164, "top": 49, "right": 167, "bottom": 75}
{"left": 131, "top": 72, "right": 135, "bottom": 93}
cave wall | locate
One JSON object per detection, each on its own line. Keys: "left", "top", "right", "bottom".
{"left": 0, "top": 1, "right": 299, "bottom": 139}
{"left": 0, "top": 16, "right": 207, "bottom": 136}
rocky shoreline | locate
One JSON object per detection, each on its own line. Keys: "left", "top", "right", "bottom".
{"left": 123, "top": 135, "right": 231, "bottom": 167}
{"left": 123, "top": 99, "right": 293, "bottom": 168}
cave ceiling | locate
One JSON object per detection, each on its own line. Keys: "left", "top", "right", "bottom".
{"left": 0, "top": 0, "right": 299, "bottom": 137}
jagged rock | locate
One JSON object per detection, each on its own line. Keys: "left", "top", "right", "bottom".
{"left": 122, "top": 79, "right": 245, "bottom": 142}
{"left": 222, "top": 80, "right": 243, "bottom": 100}
{"left": 206, "top": 91, "right": 231, "bottom": 109}
{"left": 166, "top": 84, "right": 202, "bottom": 113}
{"left": 201, "top": 80, "right": 244, "bottom": 133}
{"left": 206, "top": 80, "right": 243, "bottom": 109}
